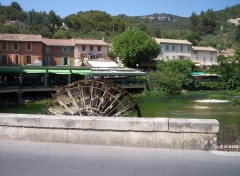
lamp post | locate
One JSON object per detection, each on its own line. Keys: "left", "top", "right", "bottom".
{"left": 136, "top": 64, "right": 139, "bottom": 69}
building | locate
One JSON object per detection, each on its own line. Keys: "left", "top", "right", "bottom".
{"left": 73, "top": 39, "right": 108, "bottom": 66}
{"left": 192, "top": 46, "right": 218, "bottom": 67}
{"left": 0, "top": 34, "right": 43, "bottom": 66}
{"left": 155, "top": 38, "right": 192, "bottom": 60}
{"left": 43, "top": 39, "right": 75, "bottom": 66}
{"left": 228, "top": 18, "right": 240, "bottom": 26}
{"left": 5, "top": 19, "right": 28, "bottom": 30}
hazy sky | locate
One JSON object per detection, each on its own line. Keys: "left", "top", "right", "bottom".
{"left": 1, "top": 0, "right": 239, "bottom": 17}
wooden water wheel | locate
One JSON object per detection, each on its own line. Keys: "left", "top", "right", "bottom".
{"left": 45, "top": 79, "right": 141, "bottom": 117}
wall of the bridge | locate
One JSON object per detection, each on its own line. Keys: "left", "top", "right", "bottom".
{"left": 0, "top": 113, "right": 219, "bottom": 150}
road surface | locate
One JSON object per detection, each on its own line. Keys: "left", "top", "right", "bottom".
{"left": 0, "top": 140, "right": 240, "bottom": 176}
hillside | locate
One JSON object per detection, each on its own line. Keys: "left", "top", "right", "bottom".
{"left": 0, "top": 2, "right": 239, "bottom": 47}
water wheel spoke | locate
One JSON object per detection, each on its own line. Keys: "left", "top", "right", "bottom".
{"left": 45, "top": 79, "right": 141, "bottom": 117}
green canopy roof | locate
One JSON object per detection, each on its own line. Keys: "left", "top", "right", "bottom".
{"left": 48, "top": 69, "right": 71, "bottom": 74}
{"left": 0, "top": 67, "right": 21, "bottom": 73}
{"left": 22, "top": 69, "right": 46, "bottom": 74}
{"left": 71, "top": 69, "right": 92, "bottom": 75}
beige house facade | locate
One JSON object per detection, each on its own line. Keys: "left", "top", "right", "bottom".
{"left": 155, "top": 38, "right": 192, "bottom": 60}
{"left": 192, "top": 46, "right": 218, "bottom": 66}
{"left": 73, "top": 39, "right": 108, "bottom": 66}
{"left": 154, "top": 38, "right": 218, "bottom": 67}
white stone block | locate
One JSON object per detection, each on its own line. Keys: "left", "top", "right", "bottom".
{"left": 169, "top": 119, "right": 219, "bottom": 133}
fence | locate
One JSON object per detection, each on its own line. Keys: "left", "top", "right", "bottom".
{"left": 218, "top": 127, "right": 240, "bottom": 152}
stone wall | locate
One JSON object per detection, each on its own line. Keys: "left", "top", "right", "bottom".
{"left": 0, "top": 113, "right": 219, "bottom": 150}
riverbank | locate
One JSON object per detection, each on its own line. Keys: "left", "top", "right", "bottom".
{"left": 0, "top": 91, "right": 239, "bottom": 131}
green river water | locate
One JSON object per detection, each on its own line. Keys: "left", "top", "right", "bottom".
{"left": 0, "top": 94, "right": 239, "bottom": 131}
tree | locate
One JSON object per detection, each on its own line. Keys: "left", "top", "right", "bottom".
{"left": 148, "top": 60, "right": 194, "bottom": 95}
{"left": 111, "top": 27, "right": 160, "bottom": 68}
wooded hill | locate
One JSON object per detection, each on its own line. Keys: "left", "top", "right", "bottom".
{"left": 0, "top": 2, "right": 239, "bottom": 48}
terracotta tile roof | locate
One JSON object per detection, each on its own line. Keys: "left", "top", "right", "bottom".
{"left": 0, "top": 34, "right": 42, "bottom": 42}
{"left": 155, "top": 38, "right": 192, "bottom": 45}
{"left": 192, "top": 46, "right": 217, "bottom": 52}
{"left": 73, "top": 39, "right": 108, "bottom": 46}
{"left": 43, "top": 39, "right": 74, "bottom": 46}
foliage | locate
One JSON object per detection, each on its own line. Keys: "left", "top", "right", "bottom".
{"left": 189, "top": 9, "right": 217, "bottom": 35}
{"left": 218, "top": 48, "right": 240, "bottom": 90}
{"left": 111, "top": 27, "right": 160, "bottom": 68}
{"left": 148, "top": 60, "right": 193, "bottom": 95}
{"left": 207, "top": 93, "right": 230, "bottom": 100}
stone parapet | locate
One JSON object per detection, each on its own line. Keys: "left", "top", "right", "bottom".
{"left": 0, "top": 113, "right": 219, "bottom": 150}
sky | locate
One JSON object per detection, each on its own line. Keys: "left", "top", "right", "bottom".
{"left": 1, "top": 0, "right": 240, "bottom": 18}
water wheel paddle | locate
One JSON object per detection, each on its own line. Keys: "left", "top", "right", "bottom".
{"left": 45, "top": 79, "right": 141, "bottom": 117}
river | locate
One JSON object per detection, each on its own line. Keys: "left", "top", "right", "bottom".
{"left": 0, "top": 94, "right": 239, "bottom": 131}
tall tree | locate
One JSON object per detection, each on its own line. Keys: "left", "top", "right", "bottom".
{"left": 111, "top": 27, "right": 160, "bottom": 68}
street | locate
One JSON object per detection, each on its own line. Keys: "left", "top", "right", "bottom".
{"left": 0, "top": 140, "right": 240, "bottom": 176}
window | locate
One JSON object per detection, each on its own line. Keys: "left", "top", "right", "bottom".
{"left": 90, "top": 46, "right": 94, "bottom": 51}
{"left": 194, "top": 51, "right": 198, "bottom": 54}
{"left": 203, "top": 57, "right": 206, "bottom": 63}
{"left": 98, "top": 46, "right": 101, "bottom": 51}
{"left": 166, "top": 56, "right": 169, "bottom": 60}
{"left": 26, "top": 43, "right": 32, "bottom": 51}
{"left": 13, "top": 42, "right": 19, "bottom": 50}
{"left": 210, "top": 52, "right": 214, "bottom": 55}
{"left": 45, "top": 56, "right": 51, "bottom": 66}
{"left": 12, "top": 54, "right": 19, "bottom": 65}
{"left": 45, "top": 47, "right": 50, "bottom": 53}
{"left": 173, "top": 56, "right": 175, "bottom": 59}
{"left": 211, "top": 57, "right": 213, "bottom": 62}
{"left": 166, "top": 45, "right": 169, "bottom": 51}
{"left": 188, "top": 46, "right": 190, "bottom": 51}
{"left": 1, "top": 41, "right": 7, "bottom": 50}
{"left": 196, "top": 57, "right": 198, "bottom": 60}
{"left": 24, "top": 55, "right": 31, "bottom": 65}
{"left": 82, "top": 45, "right": 86, "bottom": 51}
{"left": 172, "top": 45, "right": 175, "bottom": 51}
{"left": 62, "top": 57, "right": 70, "bottom": 66}
{"left": 180, "top": 46, "right": 183, "bottom": 51}
{"left": 62, "top": 47, "right": 69, "bottom": 53}
{"left": 1, "top": 55, "right": 8, "bottom": 65}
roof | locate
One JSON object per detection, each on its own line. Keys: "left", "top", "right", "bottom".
{"left": 87, "top": 60, "right": 120, "bottom": 68}
{"left": 43, "top": 39, "right": 74, "bottom": 46}
{"left": 192, "top": 46, "right": 217, "bottom": 52}
{"left": 155, "top": 38, "right": 192, "bottom": 45}
{"left": 0, "top": 34, "right": 42, "bottom": 42}
{"left": 73, "top": 39, "right": 108, "bottom": 46}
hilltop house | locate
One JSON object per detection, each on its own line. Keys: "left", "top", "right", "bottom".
{"left": 5, "top": 19, "right": 28, "bottom": 30}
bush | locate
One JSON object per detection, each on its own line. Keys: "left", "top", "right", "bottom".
{"left": 231, "top": 97, "right": 240, "bottom": 106}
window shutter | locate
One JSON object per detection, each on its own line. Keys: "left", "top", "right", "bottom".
{"left": 67, "top": 57, "right": 70, "bottom": 65}
{"left": 62, "top": 47, "right": 64, "bottom": 53}
{"left": 68, "top": 48, "right": 70, "bottom": 53}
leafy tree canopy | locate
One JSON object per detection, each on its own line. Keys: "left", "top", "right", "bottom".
{"left": 111, "top": 27, "right": 160, "bottom": 68}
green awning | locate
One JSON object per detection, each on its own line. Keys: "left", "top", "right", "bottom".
{"left": 0, "top": 67, "right": 21, "bottom": 73}
{"left": 48, "top": 69, "right": 71, "bottom": 74}
{"left": 23, "top": 69, "right": 46, "bottom": 74}
{"left": 71, "top": 69, "right": 92, "bottom": 75}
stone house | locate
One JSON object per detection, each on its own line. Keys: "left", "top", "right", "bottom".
{"left": 73, "top": 39, "right": 108, "bottom": 66}
{"left": 192, "top": 46, "right": 218, "bottom": 67}
{"left": 155, "top": 38, "right": 192, "bottom": 60}
{"left": 42, "top": 39, "right": 74, "bottom": 66}
{"left": 0, "top": 34, "right": 43, "bottom": 66}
